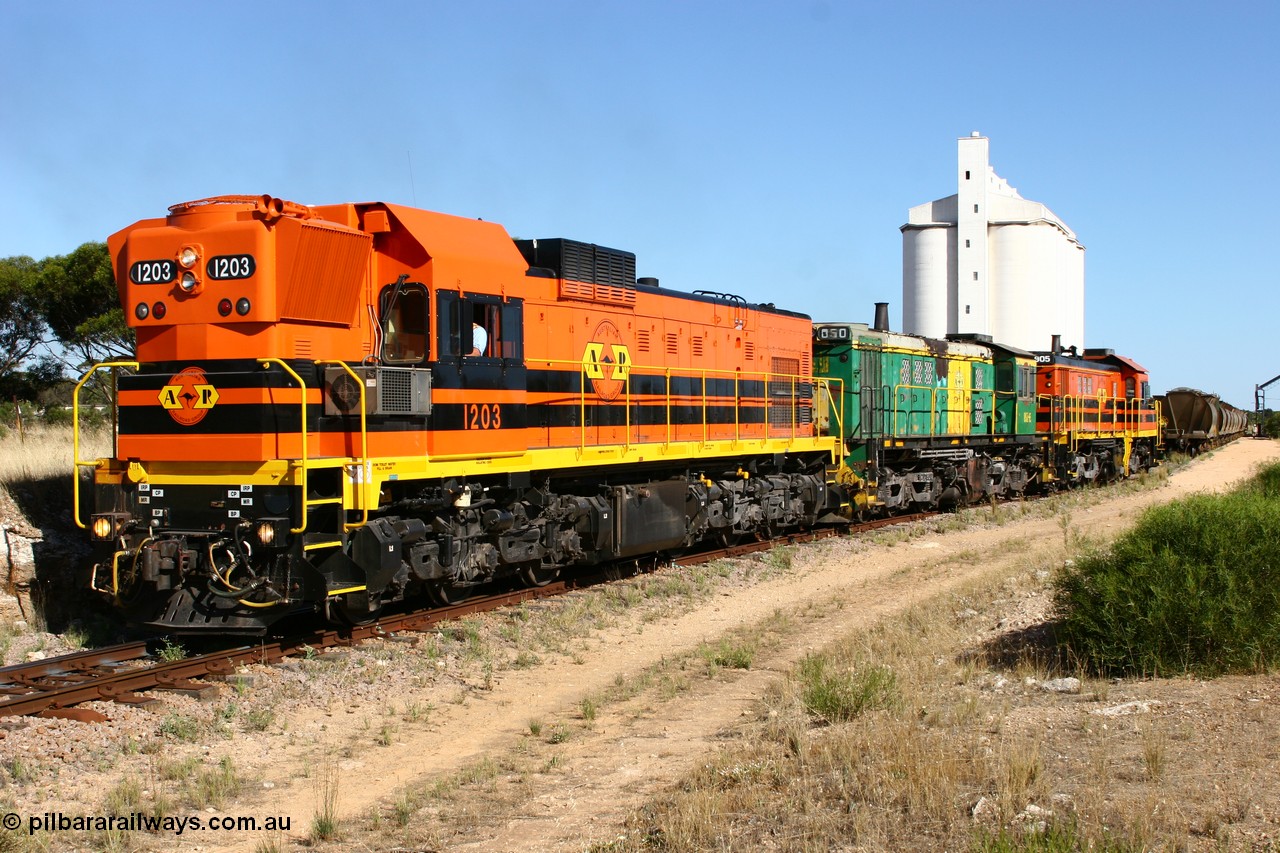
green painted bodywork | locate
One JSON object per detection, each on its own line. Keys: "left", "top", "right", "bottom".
{"left": 813, "top": 324, "right": 1037, "bottom": 465}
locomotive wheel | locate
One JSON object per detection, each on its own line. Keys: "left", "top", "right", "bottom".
{"left": 520, "top": 564, "right": 561, "bottom": 588}
{"left": 717, "top": 531, "right": 748, "bottom": 548}
{"left": 426, "top": 581, "right": 466, "bottom": 607}
{"left": 333, "top": 593, "right": 383, "bottom": 627}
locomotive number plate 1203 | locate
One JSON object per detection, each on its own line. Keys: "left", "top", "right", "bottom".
{"left": 129, "top": 260, "right": 177, "bottom": 284}
{"left": 206, "top": 254, "right": 256, "bottom": 280}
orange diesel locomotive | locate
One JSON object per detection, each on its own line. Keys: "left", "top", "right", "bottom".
{"left": 79, "top": 196, "right": 840, "bottom": 633}
{"left": 1034, "top": 340, "right": 1160, "bottom": 483}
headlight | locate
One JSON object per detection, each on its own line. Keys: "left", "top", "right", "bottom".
{"left": 180, "top": 272, "right": 199, "bottom": 293}
{"left": 90, "top": 512, "right": 131, "bottom": 541}
{"left": 255, "top": 518, "right": 291, "bottom": 548}
{"left": 179, "top": 246, "right": 199, "bottom": 268}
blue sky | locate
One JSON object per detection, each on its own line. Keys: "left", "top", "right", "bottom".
{"left": 3, "top": 1, "right": 1276, "bottom": 409}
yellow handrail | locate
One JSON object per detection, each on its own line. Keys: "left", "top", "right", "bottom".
{"left": 734, "top": 372, "right": 740, "bottom": 444}
{"left": 665, "top": 367, "right": 673, "bottom": 448}
{"left": 318, "top": 360, "right": 370, "bottom": 531}
{"left": 702, "top": 368, "right": 709, "bottom": 446}
{"left": 257, "top": 359, "right": 310, "bottom": 535}
{"left": 890, "top": 383, "right": 937, "bottom": 435}
{"left": 534, "top": 355, "right": 825, "bottom": 454}
{"left": 72, "top": 360, "right": 139, "bottom": 529}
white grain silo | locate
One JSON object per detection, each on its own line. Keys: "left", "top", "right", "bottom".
{"left": 901, "top": 133, "right": 1085, "bottom": 352}
{"left": 901, "top": 198, "right": 956, "bottom": 340}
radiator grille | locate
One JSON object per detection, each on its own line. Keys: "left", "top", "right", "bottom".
{"left": 282, "top": 224, "right": 370, "bottom": 324}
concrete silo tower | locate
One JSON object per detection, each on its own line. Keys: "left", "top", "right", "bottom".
{"left": 901, "top": 133, "right": 1085, "bottom": 352}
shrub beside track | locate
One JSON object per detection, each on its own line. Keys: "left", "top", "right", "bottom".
{"left": 1055, "top": 460, "right": 1280, "bottom": 676}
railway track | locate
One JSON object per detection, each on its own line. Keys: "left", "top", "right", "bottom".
{"left": 0, "top": 512, "right": 937, "bottom": 721}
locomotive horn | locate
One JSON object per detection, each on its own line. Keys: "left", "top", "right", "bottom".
{"left": 254, "top": 195, "right": 313, "bottom": 223}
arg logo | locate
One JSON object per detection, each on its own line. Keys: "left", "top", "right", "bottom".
{"left": 158, "top": 367, "right": 220, "bottom": 426}
{"left": 581, "top": 320, "right": 632, "bottom": 402}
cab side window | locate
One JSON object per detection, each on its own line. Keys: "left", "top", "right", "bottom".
{"left": 380, "top": 283, "right": 428, "bottom": 364}
{"left": 995, "top": 362, "right": 1015, "bottom": 394}
{"left": 437, "top": 292, "right": 524, "bottom": 361}
{"left": 469, "top": 302, "right": 501, "bottom": 357}
{"left": 1018, "top": 365, "right": 1036, "bottom": 401}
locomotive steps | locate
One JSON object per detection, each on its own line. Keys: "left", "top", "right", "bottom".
{"left": 0, "top": 439, "right": 1277, "bottom": 851}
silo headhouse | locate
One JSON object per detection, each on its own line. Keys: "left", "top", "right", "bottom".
{"left": 901, "top": 132, "right": 1085, "bottom": 353}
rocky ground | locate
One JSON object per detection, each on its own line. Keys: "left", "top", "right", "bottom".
{"left": 0, "top": 439, "right": 1277, "bottom": 852}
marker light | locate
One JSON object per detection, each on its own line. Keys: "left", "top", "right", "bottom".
{"left": 135, "top": 303, "right": 149, "bottom": 320}
{"left": 218, "top": 298, "right": 233, "bottom": 317}
{"left": 152, "top": 302, "right": 167, "bottom": 319}
{"left": 235, "top": 297, "right": 251, "bottom": 316}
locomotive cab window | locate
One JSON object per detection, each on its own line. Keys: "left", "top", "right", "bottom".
{"left": 438, "top": 292, "right": 524, "bottom": 361}
{"left": 1018, "top": 365, "right": 1035, "bottom": 401}
{"left": 380, "top": 282, "right": 428, "bottom": 364}
{"left": 996, "top": 362, "right": 1014, "bottom": 394}
{"left": 468, "top": 302, "right": 500, "bottom": 357}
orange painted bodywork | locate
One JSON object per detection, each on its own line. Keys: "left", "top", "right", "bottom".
{"left": 1035, "top": 358, "right": 1158, "bottom": 440}
{"left": 108, "top": 196, "right": 819, "bottom": 466}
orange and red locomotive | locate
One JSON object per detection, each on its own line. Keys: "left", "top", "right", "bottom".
{"left": 1034, "top": 343, "right": 1160, "bottom": 482}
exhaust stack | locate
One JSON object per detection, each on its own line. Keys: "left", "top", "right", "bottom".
{"left": 873, "top": 302, "right": 890, "bottom": 332}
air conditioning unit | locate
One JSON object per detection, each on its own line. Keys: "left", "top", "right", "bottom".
{"left": 323, "top": 366, "right": 432, "bottom": 416}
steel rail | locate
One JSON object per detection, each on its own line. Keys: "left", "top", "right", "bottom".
{"left": 0, "top": 510, "right": 946, "bottom": 720}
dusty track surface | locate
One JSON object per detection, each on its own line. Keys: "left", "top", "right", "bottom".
{"left": 1, "top": 439, "right": 1277, "bottom": 852}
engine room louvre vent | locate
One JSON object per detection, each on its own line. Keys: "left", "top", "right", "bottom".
{"left": 555, "top": 280, "right": 637, "bottom": 306}
{"left": 691, "top": 336, "right": 704, "bottom": 357}
{"left": 514, "top": 238, "right": 637, "bottom": 289}
{"left": 745, "top": 341, "right": 755, "bottom": 361}
{"left": 637, "top": 329, "right": 651, "bottom": 353}
{"left": 768, "top": 356, "right": 801, "bottom": 427}
{"left": 666, "top": 333, "right": 679, "bottom": 355}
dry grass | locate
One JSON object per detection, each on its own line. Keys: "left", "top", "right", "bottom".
{"left": 604, "top": 561, "right": 1275, "bottom": 852}
{"left": 0, "top": 424, "right": 110, "bottom": 487}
